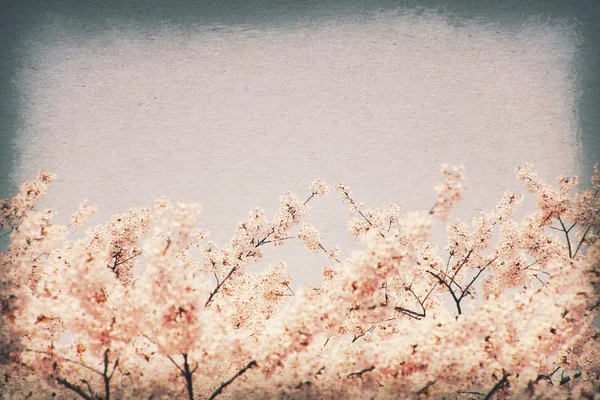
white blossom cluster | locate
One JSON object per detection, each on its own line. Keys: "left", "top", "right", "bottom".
{"left": 1, "top": 165, "right": 599, "bottom": 399}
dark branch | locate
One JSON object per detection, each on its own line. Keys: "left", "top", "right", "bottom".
{"left": 535, "top": 366, "right": 561, "bottom": 385}
{"left": 82, "top": 379, "right": 94, "bottom": 398}
{"left": 25, "top": 349, "right": 102, "bottom": 376}
{"left": 101, "top": 349, "right": 115, "bottom": 400}
{"left": 183, "top": 354, "right": 195, "bottom": 400}
{"left": 168, "top": 354, "right": 197, "bottom": 400}
{"left": 209, "top": 360, "right": 257, "bottom": 400}
{"left": 394, "top": 284, "right": 436, "bottom": 320}
{"left": 427, "top": 270, "right": 462, "bottom": 315}
{"left": 205, "top": 266, "right": 238, "bottom": 307}
{"left": 416, "top": 380, "right": 436, "bottom": 395}
{"left": 450, "top": 249, "right": 473, "bottom": 282}
{"left": 303, "top": 193, "right": 315, "bottom": 206}
{"left": 56, "top": 377, "right": 93, "bottom": 400}
{"left": 352, "top": 325, "right": 376, "bottom": 343}
{"left": 347, "top": 365, "right": 375, "bottom": 379}
{"left": 457, "top": 266, "right": 487, "bottom": 304}
{"left": 574, "top": 225, "right": 593, "bottom": 258}
{"left": 557, "top": 217, "right": 573, "bottom": 258}
{"left": 483, "top": 372, "right": 511, "bottom": 400}
{"left": 457, "top": 391, "right": 485, "bottom": 397}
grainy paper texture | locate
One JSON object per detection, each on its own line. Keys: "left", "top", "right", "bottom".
{"left": 10, "top": 11, "right": 584, "bottom": 287}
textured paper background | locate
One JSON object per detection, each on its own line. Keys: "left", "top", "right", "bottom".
{"left": 1, "top": 2, "right": 598, "bottom": 288}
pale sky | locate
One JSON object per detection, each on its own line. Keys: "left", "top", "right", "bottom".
{"left": 3, "top": 4, "right": 595, "bottom": 288}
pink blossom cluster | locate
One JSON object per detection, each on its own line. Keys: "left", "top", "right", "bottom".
{"left": 430, "top": 164, "right": 466, "bottom": 221}
{"left": 0, "top": 164, "right": 599, "bottom": 399}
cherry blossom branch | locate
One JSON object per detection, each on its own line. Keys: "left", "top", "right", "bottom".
{"left": 56, "top": 376, "right": 93, "bottom": 400}
{"left": 450, "top": 249, "right": 473, "bottom": 282}
{"left": 101, "top": 349, "right": 118, "bottom": 400}
{"left": 574, "top": 221, "right": 599, "bottom": 258}
{"left": 28, "top": 348, "right": 116, "bottom": 400}
{"left": 284, "top": 282, "right": 295, "bottom": 295}
{"left": 557, "top": 217, "right": 573, "bottom": 258}
{"left": 336, "top": 188, "right": 387, "bottom": 238}
{"left": 24, "top": 348, "right": 102, "bottom": 376}
{"left": 483, "top": 372, "right": 511, "bottom": 400}
{"left": 318, "top": 243, "right": 341, "bottom": 263}
{"left": 168, "top": 353, "right": 198, "bottom": 400}
{"left": 457, "top": 266, "right": 486, "bottom": 304}
{"left": 257, "top": 236, "right": 294, "bottom": 245}
{"left": 573, "top": 189, "right": 600, "bottom": 257}
{"left": 535, "top": 366, "right": 561, "bottom": 385}
{"left": 357, "top": 210, "right": 374, "bottom": 227}
{"left": 416, "top": 380, "right": 436, "bottom": 395}
{"left": 167, "top": 355, "right": 185, "bottom": 375}
{"left": 393, "top": 285, "right": 435, "bottom": 320}
{"left": 205, "top": 266, "right": 238, "bottom": 307}
{"left": 338, "top": 190, "right": 373, "bottom": 226}
{"left": 428, "top": 270, "right": 463, "bottom": 315}
{"left": 444, "top": 250, "right": 454, "bottom": 279}
{"left": 457, "top": 391, "right": 485, "bottom": 397}
{"left": 255, "top": 228, "right": 277, "bottom": 247}
{"left": 205, "top": 192, "right": 316, "bottom": 307}
{"left": 303, "top": 193, "right": 315, "bottom": 206}
{"left": 82, "top": 379, "right": 95, "bottom": 398}
{"left": 108, "top": 249, "right": 143, "bottom": 272}
{"left": 347, "top": 365, "right": 375, "bottom": 378}
{"left": 208, "top": 360, "right": 257, "bottom": 400}
{"left": 352, "top": 325, "right": 376, "bottom": 343}
{"left": 430, "top": 255, "right": 496, "bottom": 315}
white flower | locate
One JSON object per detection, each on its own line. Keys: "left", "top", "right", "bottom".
{"left": 71, "top": 200, "right": 97, "bottom": 228}
{"left": 310, "top": 179, "right": 330, "bottom": 196}
{"left": 297, "top": 223, "right": 321, "bottom": 252}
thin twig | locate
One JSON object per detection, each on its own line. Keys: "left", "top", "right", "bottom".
{"left": 352, "top": 325, "right": 376, "bottom": 343}
{"left": 205, "top": 266, "right": 237, "bottom": 307}
{"left": 416, "top": 380, "right": 436, "bottom": 395}
{"left": 457, "top": 267, "right": 487, "bottom": 304}
{"left": 347, "top": 365, "right": 375, "bottom": 378}
{"left": 557, "top": 217, "right": 573, "bottom": 258}
{"left": 209, "top": 360, "right": 257, "bottom": 400}
{"left": 457, "top": 391, "right": 485, "bottom": 397}
{"left": 82, "top": 379, "right": 94, "bottom": 398}
{"left": 483, "top": 372, "right": 511, "bottom": 400}
{"left": 574, "top": 225, "right": 593, "bottom": 258}
{"left": 24, "top": 349, "right": 102, "bottom": 376}
{"left": 56, "top": 377, "right": 93, "bottom": 400}
{"left": 450, "top": 249, "right": 473, "bottom": 282}
{"left": 393, "top": 285, "right": 433, "bottom": 320}
{"left": 427, "top": 270, "right": 462, "bottom": 315}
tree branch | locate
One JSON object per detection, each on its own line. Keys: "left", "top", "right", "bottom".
{"left": 427, "top": 270, "right": 462, "bottom": 315}
{"left": 457, "top": 266, "right": 487, "bottom": 304}
{"left": 347, "top": 365, "right": 375, "bottom": 379}
{"left": 394, "top": 285, "right": 433, "bottom": 320}
{"left": 557, "top": 217, "right": 573, "bottom": 258}
{"left": 101, "top": 349, "right": 117, "bottom": 400}
{"left": 450, "top": 249, "right": 473, "bottom": 282}
{"left": 416, "top": 380, "right": 436, "bottom": 395}
{"left": 483, "top": 372, "right": 511, "bottom": 400}
{"left": 205, "top": 266, "right": 238, "bottom": 307}
{"left": 25, "top": 349, "right": 102, "bottom": 376}
{"left": 209, "top": 360, "right": 257, "bottom": 400}
{"left": 56, "top": 377, "right": 93, "bottom": 400}
{"left": 574, "top": 225, "right": 593, "bottom": 258}
{"left": 352, "top": 325, "right": 376, "bottom": 343}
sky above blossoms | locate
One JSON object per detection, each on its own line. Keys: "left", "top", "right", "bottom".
{"left": 6, "top": 7, "right": 588, "bottom": 288}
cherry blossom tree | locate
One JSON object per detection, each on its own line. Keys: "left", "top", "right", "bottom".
{"left": 1, "top": 164, "right": 599, "bottom": 399}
